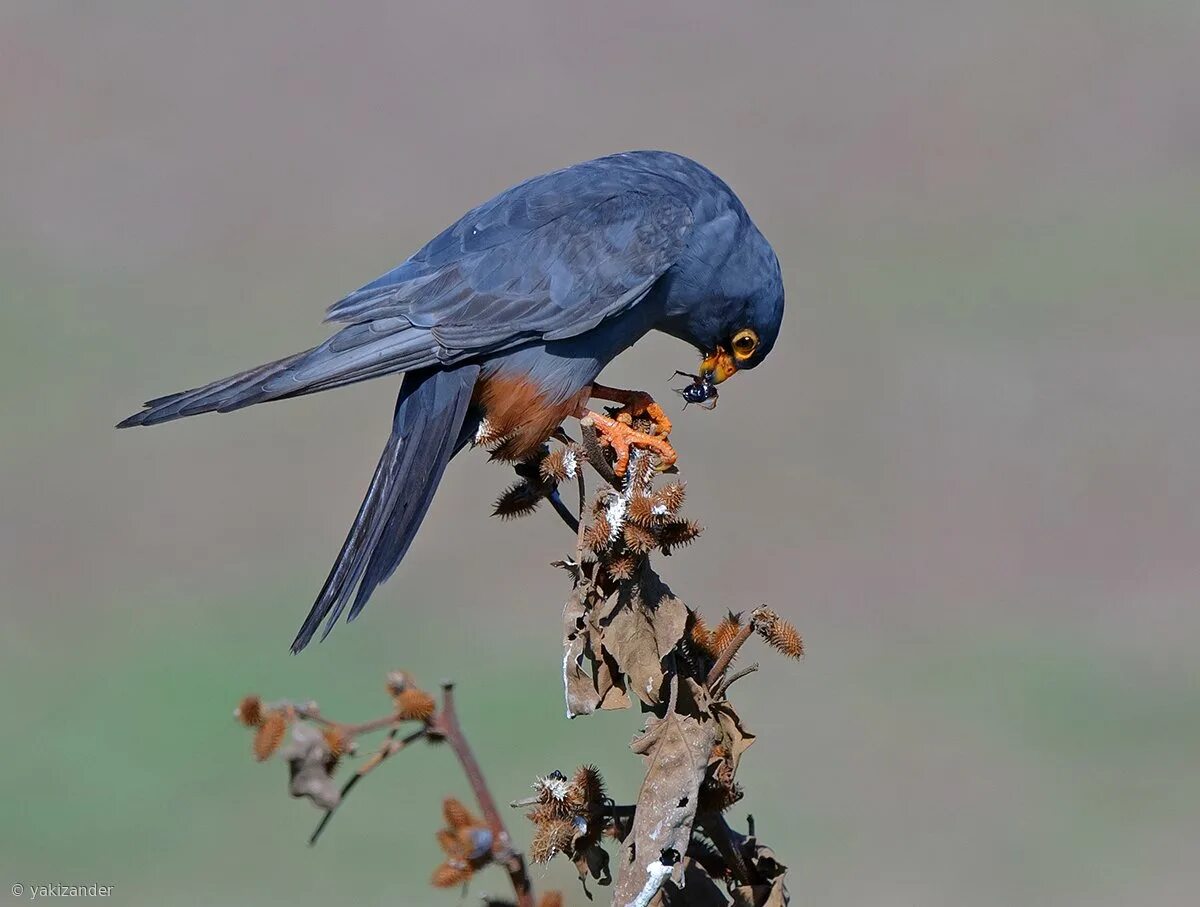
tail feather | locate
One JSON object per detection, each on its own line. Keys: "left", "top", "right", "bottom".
{"left": 117, "top": 320, "right": 434, "bottom": 428}
{"left": 290, "top": 364, "right": 481, "bottom": 653}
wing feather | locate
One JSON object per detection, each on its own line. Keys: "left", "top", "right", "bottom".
{"left": 325, "top": 163, "right": 694, "bottom": 359}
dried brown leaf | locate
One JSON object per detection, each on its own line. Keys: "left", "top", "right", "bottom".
{"left": 711, "top": 700, "right": 757, "bottom": 774}
{"left": 601, "top": 569, "right": 688, "bottom": 708}
{"left": 573, "top": 841, "right": 612, "bottom": 886}
{"left": 616, "top": 681, "right": 717, "bottom": 904}
{"left": 279, "top": 723, "right": 340, "bottom": 809}
{"left": 561, "top": 582, "right": 631, "bottom": 717}
{"left": 731, "top": 845, "right": 789, "bottom": 906}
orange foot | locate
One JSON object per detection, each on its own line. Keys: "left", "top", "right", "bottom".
{"left": 589, "top": 384, "right": 674, "bottom": 437}
{"left": 583, "top": 411, "right": 678, "bottom": 476}
{"left": 583, "top": 384, "right": 677, "bottom": 476}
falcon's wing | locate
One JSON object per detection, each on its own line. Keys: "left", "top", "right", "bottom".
{"left": 117, "top": 162, "right": 695, "bottom": 428}
{"left": 326, "top": 169, "right": 694, "bottom": 358}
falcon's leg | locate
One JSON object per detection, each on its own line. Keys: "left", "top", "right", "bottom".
{"left": 579, "top": 384, "right": 677, "bottom": 476}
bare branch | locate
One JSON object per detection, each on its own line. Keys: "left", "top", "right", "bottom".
{"left": 432, "top": 682, "right": 534, "bottom": 907}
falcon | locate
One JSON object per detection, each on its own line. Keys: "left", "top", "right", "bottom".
{"left": 119, "top": 151, "right": 785, "bottom": 651}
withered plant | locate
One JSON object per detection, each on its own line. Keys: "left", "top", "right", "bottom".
{"left": 234, "top": 412, "right": 802, "bottom": 906}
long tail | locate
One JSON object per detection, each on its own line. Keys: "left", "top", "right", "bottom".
{"left": 116, "top": 320, "right": 432, "bottom": 428}
{"left": 290, "top": 364, "right": 481, "bottom": 653}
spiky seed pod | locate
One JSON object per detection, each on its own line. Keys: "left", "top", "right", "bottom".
{"left": 622, "top": 522, "right": 658, "bottom": 554}
{"left": 756, "top": 610, "right": 805, "bottom": 659}
{"left": 253, "top": 709, "right": 288, "bottom": 761}
{"left": 572, "top": 764, "right": 605, "bottom": 806}
{"left": 688, "top": 613, "right": 719, "bottom": 658}
{"left": 394, "top": 687, "right": 437, "bottom": 722}
{"left": 539, "top": 448, "right": 569, "bottom": 482}
{"left": 431, "top": 860, "right": 472, "bottom": 888}
{"left": 538, "top": 892, "right": 565, "bottom": 907}
{"left": 583, "top": 515, "right": 611, "bottom": 552}
{"left": 443, "top": 797, "right": 478, "bottom": 832}
{"left": 626, "top": 491, "right": 657, "bottom": 526}
{"left": 604, "top": 554, "right": 639, "bottom": 582}
{"left": 528, "top": 818, "right": 576, "bottom": 863}
{"left": 712, "top": 612, "right": 744, "bottom": 656}
{"left": 492, "top": 480, "right": 543, "bottom": 520}
{"left": 563, "top": 784, "right": 588, "bottom": 816}
{"left": 653, "top": 482, "right": 686, "bottom": 515}
{"left": 235, "top": 694, "right": 263, "bottom": 727}
{"left": 591, "top": 492, "right": 612, "bottom": 519}
{"left": 699, "top": 780, "right": 745, "bottom": 813}
{"left": 526, "top": 801, "right": 565, "bottom": 826}
{"left": 436, "top": 828, "right": 463, "bottom": 857}
{"left": 657, "top": 518, "right": 702, "bottom": 551}
{"left": 321, "top": 726, "right": 349, "bottom": 758}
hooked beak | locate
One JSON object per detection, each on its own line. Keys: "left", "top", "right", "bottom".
{"left": 700, "top": 347, "right": 738, "bottom": 384}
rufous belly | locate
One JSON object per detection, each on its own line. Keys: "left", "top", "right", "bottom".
{"left": 471, "top": 371, "right": 590, "bottom": 461}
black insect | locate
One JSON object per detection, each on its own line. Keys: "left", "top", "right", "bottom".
{"left": 671, "top": 370, "right": 719, "bottom": 410}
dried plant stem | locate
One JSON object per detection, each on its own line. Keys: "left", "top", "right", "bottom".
{"left": 433, "top": 682, "right": 534, "bottom": 907}
{"left": 705, "top": 623, "right": 756, "bottom": 687}
{"left": 294, "top": 705, "right": 404, "bottom": 739}
{"left": 309, "top": 725, "right": 427, "bottom": 846}
{"left": 579, "top": 417, "right": 620, "bottom": 489}
{"left": 713, "top": 662, "right": 759, "bottom": 698}
{"left": 342, "top": 714, "right": 407, "bottom": 736}
{"left": 573, "top": 447, "right": 590, "bottom": 566}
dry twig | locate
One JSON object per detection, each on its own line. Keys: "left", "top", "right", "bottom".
{"left": 232, "top": 426, "right": 800, "bottom": 906}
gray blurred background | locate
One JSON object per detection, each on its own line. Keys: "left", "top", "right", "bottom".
{"left": 2, "top": 2, "right": 1198, "bottom": 905}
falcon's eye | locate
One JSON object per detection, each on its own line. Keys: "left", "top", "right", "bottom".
{"left": 731, "top": 329, "right": 759, "bottom": 359}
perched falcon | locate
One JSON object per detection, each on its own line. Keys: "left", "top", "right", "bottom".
{"left": 119, "top": 151, "right": 784, "bottom": 651}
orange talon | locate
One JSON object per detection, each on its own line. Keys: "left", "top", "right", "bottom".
{"left": 584, "top": 410, "right": 678, "bottom": 476}
{"left": 589, "top": 384, "right": 673, "bottom": 437}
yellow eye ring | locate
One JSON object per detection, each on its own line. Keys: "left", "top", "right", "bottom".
{"left": 731, "top": 329, "right": 759, "bottom": 360}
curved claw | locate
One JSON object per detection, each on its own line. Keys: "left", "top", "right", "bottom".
{"left": 584, "top": 410, "right": 678, "bottom": 476}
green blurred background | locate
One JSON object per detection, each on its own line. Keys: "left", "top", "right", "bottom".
{"left": 3, "top": 2, "right": 1198, "bottom": 904}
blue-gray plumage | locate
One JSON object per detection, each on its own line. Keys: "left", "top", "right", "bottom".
{"left": 118, "top": 151, "right": 784, "bottom": 651}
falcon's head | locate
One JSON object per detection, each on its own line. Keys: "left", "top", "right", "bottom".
{"left": 666, "top": 217, "right": 785, "bottom": 385}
